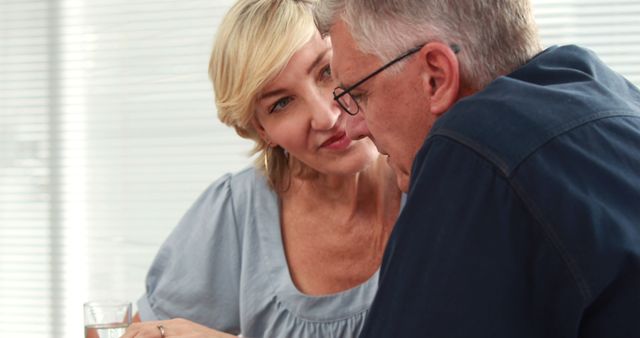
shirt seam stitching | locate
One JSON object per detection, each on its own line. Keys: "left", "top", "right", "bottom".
{"left": 421, "top": 135, "right": 593, "bottom": 305}
{"left": 274, "top": 300, "right": 371, "bottom": 324}
{"left": 508, "top": 176, "right": 592, "bottom": 304}
{"left": 430, "top": 111, "right": 640, "bottom": 177}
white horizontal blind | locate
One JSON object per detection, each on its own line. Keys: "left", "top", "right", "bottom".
{"left": 533, "top": 0, "right": 640, "bottom": 85}
{"left": 1, "top": 1, "right": 640, "bottom": 338}
{"left": 1, "top": 1, "right": 54, "bottom": 337}
{"left": 54, "top": 0, "right": 254, "bottom": 336}
{"left": 1, "top": 0, "right": 252, "bottom": 337}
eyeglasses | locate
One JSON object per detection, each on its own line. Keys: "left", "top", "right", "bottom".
{"left": 333, "top": 43, "right": 460, "bottom": 116}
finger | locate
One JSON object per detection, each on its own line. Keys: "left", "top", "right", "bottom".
{"left": 121, "top": 322, "right": 162, "bottom": 338}
{"left": 120, "top": 321, "right": 145, "bottom": 338}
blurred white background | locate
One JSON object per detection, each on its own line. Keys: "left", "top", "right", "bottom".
{"left": 1, "top": 0, "right": 639, "bottom": 337}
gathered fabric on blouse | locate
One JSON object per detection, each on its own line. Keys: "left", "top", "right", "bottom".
{"left": 138, "top": 167, "right": 379, "bottom": 338}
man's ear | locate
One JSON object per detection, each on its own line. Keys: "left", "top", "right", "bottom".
{"left": 418, "top": 42, "right": 460, "bottom": 116}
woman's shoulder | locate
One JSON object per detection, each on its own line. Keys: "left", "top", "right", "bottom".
{"left": 204, "top": 165, "right": 267, "bottom": 192}
{"left": 188, "top": 166, "right": 275, "bottom": 230}
{"left": 166, "top": 166, "right": 273, "bottom": 255}
{"left": 195, "top": 166, "right": 266, "bottom": 201}
{"left": 228, "top": 166, "right": 268, "bottom": 193}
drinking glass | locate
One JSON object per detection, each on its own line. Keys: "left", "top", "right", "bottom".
{"left": 83, "top": 301, "right": 132, "bottom": 338}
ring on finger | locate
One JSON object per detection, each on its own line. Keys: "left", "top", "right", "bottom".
{"left": 157, "top": 324, "right": 166, "bottom": 338}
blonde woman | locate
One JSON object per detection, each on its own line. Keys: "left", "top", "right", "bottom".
{"left": 121, "top": 0, "right": 402, "bottom": 337}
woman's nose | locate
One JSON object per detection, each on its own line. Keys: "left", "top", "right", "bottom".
{"left": 309, "top": 91, "right": 341, "bottom": 130}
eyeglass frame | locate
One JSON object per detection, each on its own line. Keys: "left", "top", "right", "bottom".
{"left": 333, "top": 43, "right": 461, "bottom": 116}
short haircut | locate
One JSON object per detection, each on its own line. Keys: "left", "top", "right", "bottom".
{"left": 315, "top": 0, "right": 542, "bottom": 90}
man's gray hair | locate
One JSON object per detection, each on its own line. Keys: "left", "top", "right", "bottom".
{"left": 314, "top": 0, "right": 542, "bottom": 90}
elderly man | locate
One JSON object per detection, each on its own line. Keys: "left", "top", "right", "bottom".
{"left": 315, "top": 0, "right": 640, "bottom": 337}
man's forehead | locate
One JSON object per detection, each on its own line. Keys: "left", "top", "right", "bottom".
{"left": 329, "top": 20, "right": 373, "bottom": 85}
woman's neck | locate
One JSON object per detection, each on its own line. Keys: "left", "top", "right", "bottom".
{"left": 282, "top": 156, "right": 399, "bottom": 219}
{"left": 278, "top": 156, "right": 402, "bottom": 295}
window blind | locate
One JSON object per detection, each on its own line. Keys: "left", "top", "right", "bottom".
{"left": 1, "top": 0, "right": 251, "bottom": 337}
{"left": 1, "top": 1, "right": 639, "bottom": 337}
{"left": 1, "top": 1, "right": 56, "bottom": 337}
{"left": 534, "top": 0, "right": 640, "bottom": 84}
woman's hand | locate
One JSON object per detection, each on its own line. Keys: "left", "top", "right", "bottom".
{"left": 120, "top": 318, "right": 237, "bottom": 338}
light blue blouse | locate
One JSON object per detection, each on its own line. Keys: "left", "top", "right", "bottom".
{"left": 138, "top": 167, "right": 379, "bottom": 338}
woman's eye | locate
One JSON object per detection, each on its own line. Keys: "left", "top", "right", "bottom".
{"left": 320, "top": 65, "right": 332, "bottom": 79}
{"left": 269, "top": 97, "right": 293, "bottom": 114}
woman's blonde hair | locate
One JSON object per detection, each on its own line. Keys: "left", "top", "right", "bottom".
{"left": 209, "top": 0, "right": 317, "bottom": 190}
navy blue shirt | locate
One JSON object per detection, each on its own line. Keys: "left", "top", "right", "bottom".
{"left": 360, "top": 45, "right": 640, "bottom": 337}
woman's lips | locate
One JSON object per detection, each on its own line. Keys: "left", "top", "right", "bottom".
{"left": 320, "top": 131, "right": 351, "bottom": 150}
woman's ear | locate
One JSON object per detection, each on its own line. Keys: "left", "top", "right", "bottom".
{"left": 418, "top": 42, "right": 461, "bottom": 116}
